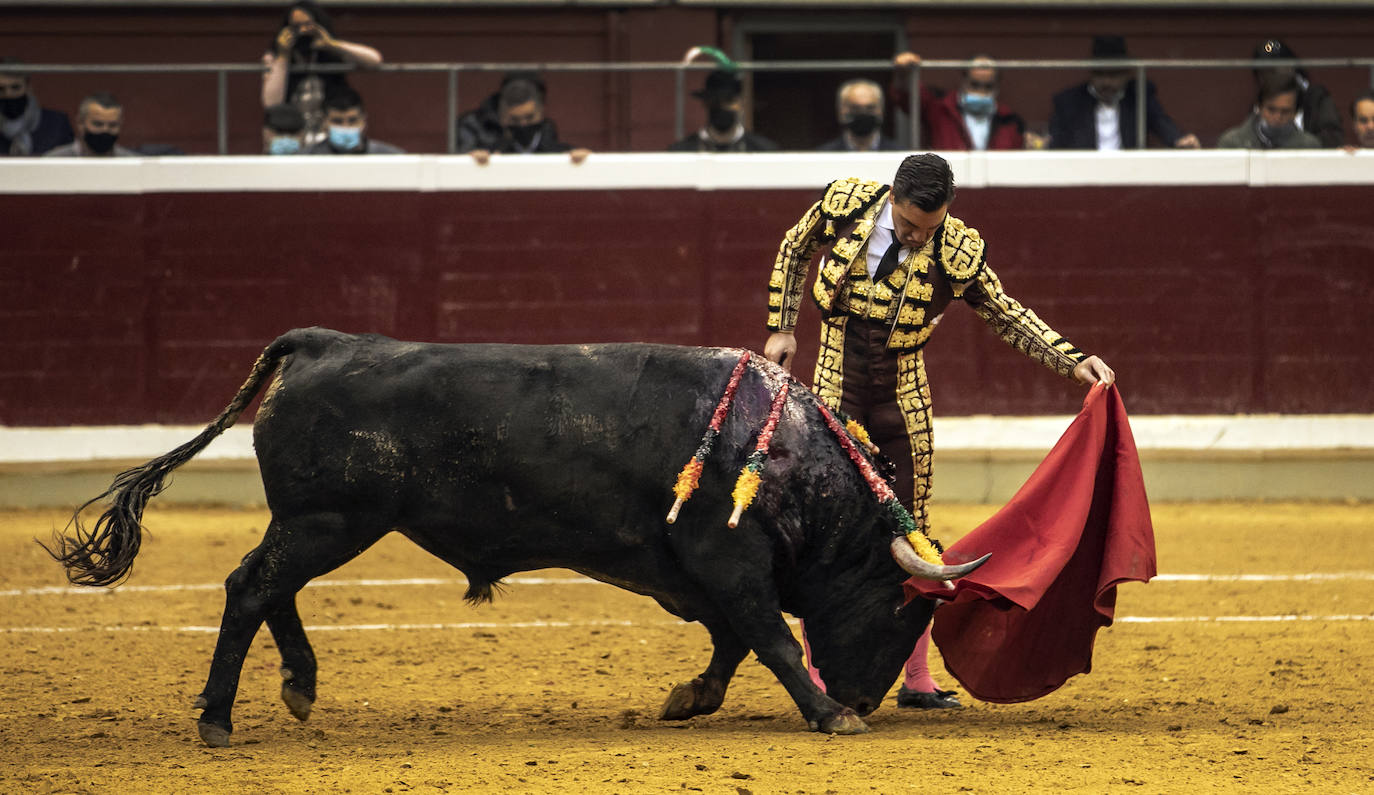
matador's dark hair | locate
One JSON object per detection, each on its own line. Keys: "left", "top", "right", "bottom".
{"left": 891, "top": 153, "right": 955, "bottom": 212}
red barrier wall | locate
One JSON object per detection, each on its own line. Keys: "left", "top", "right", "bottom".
{"left": 4, "top": 180, "right": 1372, "bottom": 425}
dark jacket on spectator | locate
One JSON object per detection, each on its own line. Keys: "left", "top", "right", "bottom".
{"left": 1049, "top": 80, "right": 1185, "bottom": 149}
{"left": 1, "top": 105, "right": 74, "bottom": 156}
{"left": 455, "top": 93, "right": 572, "bottom": 153}
{"left": 816, "top": 133, "right": 905, "bottom": 152}
{"left": 669, "top": 129, "right": 778, "bottom": 153}
{"left": 1295, "top": 79, "right": 1343, "bottom": 147}
{"left": 455, "top": 93, "right": 504, "bottom": 152}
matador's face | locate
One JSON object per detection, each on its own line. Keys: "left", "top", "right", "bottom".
{"left": 891, "top": 199, "right": 948, "bottom": 251}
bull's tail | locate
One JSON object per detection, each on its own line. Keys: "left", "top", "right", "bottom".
{"left": 43, "top": 336, "right": 295, "bottom": 587}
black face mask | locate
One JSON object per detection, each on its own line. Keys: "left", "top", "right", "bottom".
{"left": 83, "top": 131, "right": 119, "bottom": 154}
{"left": 844, "top": 112, "right": 880, "bottom": 137}
{"left": 708, "top": 106, "right": 738, "bottom": 133}
{"left": 508, "top": 122, "right": 540, "bottom": 147}
{"left": 0, "top": 95, "right": 28, "bottom": 120}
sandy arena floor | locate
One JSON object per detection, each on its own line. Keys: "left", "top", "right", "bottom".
{"left": 2, "top": 502, "right": 1372, "bottom": 794}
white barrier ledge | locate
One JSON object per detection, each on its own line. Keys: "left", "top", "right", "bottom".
{"left": 5, "top": 414, "right": 1373, "bottom": 469}
{"left": 2, "top": 151, "right": 1371, "bottom": 195}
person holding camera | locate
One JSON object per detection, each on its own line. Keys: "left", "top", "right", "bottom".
{"left": 260, "top": 1, "right": 382, "bottom": 147}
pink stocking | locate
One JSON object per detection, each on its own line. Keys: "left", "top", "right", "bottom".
{"left": 798, "top": 619, "right": 826, "bottom": 692}
{"left": 902, "top": 625, "right": 941, "bottom": 693}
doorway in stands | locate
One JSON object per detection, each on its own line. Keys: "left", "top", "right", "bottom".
{"left": 730, "top": 16, "right": 909, "bottom": 151}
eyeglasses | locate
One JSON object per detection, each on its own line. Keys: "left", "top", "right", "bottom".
{"left": 965, "top": 80, "right": 997, "bottom": 92}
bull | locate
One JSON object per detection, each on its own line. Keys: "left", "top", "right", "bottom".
{"left": 47, "top": 328, "right": 986, "bottom": 746}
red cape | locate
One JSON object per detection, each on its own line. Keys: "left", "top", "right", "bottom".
{"left": 905, "top": 384, "right": 1156, "bottom": 703}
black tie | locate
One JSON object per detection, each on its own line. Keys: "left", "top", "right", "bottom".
{"left": 872, "top": 237, "right": 902, "bottom": 282}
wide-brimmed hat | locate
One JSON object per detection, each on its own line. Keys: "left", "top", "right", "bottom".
{"left": 1090, "top": 35, "right": 1130, "bottom": 73}
{"left": 692, "top": 69, "right": 742, "bottom": 102}
{"left": 1091, "top": 35, "right": 1129, "bottom": 60}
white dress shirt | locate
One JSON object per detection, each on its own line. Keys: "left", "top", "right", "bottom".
{"left": 865, "top": 200, "right": 911, "bottom": 278}
{"left": 964, "top": 112, "right": 993, "bottom": 151}
{"left": 1095, "top": 101, "right": 1122, "bottom": 151}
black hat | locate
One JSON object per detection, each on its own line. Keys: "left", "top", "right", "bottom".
{"left": 1091, "top": 35, "right": 1129, "bottom": 60}
{"left": 692, "top": 69, "right": 742, "bottom": 102}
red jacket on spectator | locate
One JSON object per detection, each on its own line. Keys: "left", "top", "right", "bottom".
{"left": 891, "top": 81, "right": 1026, "bottom": 151}
{"left": 921, "top": 86, "right": 1024, "bottom": 151}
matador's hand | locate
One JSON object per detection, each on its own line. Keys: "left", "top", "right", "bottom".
{"left": 1073, "top": 355, "right": 1115, "bottom": 387}
{"left": 764, "top": 331, "right": 797, "bottom": 372}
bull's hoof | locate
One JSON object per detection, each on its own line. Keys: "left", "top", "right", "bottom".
{"left": 197, "top": 720, "right": 232, "bottom": 748}
{"left": 659, "top": 677, "right": 724, "bottom": 720}
{"left": 816, "top": 708, "right": 869, "bottom": 735}
{"left": 281, "top": 683, "right": 313, "bottom": 722}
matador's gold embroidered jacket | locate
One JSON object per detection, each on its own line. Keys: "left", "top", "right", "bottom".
{"left": 766, "top": 177, "right": 1087, "bottom": 378}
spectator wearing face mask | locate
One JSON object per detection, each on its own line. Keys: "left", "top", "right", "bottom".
{"left": 457, "top": 72, "right": 589, "bottom": 165}
{"left": 669, "top": 69, "right": 778, "bottom": 153}
{"left": 0, "top": 58, "right": 74, "bottom": 156}
{"left": 43, "top": 91, "right": 137, "bottom": 157}
{"left": 817, "top": 78, "right": 904, "bottom": 152}
{"left": 891, "top": 53, "right": 1039, "bottom": 150}
{"left": 305, "top": 88, "right": 402, "bottom": 154}
{"left": 1216, "top": 71, "right": 1321, "bottom": 150}
{"left": 261, "top": 1, "right": 383, "bottom": 148}
{"left": 1251, "top": 38, "right": 1342, "bottom": 148}
{"left": 263, "top": 103, "right": 306, "bottom": 155}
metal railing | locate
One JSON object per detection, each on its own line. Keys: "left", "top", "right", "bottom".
{"left": 11, "top": 58, "right": 1374, "bottom": 154}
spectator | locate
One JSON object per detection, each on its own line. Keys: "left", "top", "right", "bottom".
{"left": 817, "top": 78, "right": 904, "bottom": 152}
{"left": 891, "top": 53, "right": 1041, "bottom": 150}
{"left": 1217, "top": 72, "right": 1321, "bottom": 149}
{"left": 669, "top": 69, "right": 778, "bottom": 153}
{"left": 0, "top": 58, "right": 74, "bottom": 156}
{"left": 43, "top": 92, "right": 137, "bottom": 157}
{"left": 261, "top": 1, "right": 382, "bottom": 147}
{"left": 456, "top": 73, "right": 588, "bottom": 165}
{"left": 456, "top": 71, "right": 534, "bottom": 152}
{"left": 1049, "top": 35, "right": 1200, "bottom": 150}
{"left": 1251, "top": 38, "right": 1342, "bottom": 148}
{"left": 263, "top": 103, "right": 306, "bottom": 154}
{"left": 305, "top": 88, "right": 402, "bottom": 154}
{"left": 1351, "top": 91, "right": 1374, "bottom": 149}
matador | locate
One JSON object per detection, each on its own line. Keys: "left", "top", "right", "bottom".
{"left": 764, "top": 153, "right": 1114, "bottom": 709}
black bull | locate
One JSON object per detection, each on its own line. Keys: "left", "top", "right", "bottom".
{"left": 48, "top": 328, "right": 986, "bottom": 744}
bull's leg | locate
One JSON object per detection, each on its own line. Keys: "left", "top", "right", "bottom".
{"left": 266, "top": 597, "right": 316, "bottom": 722}
{"left": 680, "top": 538, "right": 866, "bottom": 734}
{"left": 195, "top": 512, "right": 384, "bottom": 747}
{"left": 659, "top": 620, "right": 749, "bottom": 720}
{"left": 724, "top": 608, "right": 866, "bottom": 734}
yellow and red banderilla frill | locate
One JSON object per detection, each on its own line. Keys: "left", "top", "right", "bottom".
{"left": 666, "top": 351, "right": 751, "bottom": 523}
{"left": 664, "top": 351, "right": 946, "bottom": 568}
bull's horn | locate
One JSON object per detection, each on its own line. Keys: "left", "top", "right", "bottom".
{"left": 889, "top": 537, "right": 991, "bottom": 584}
